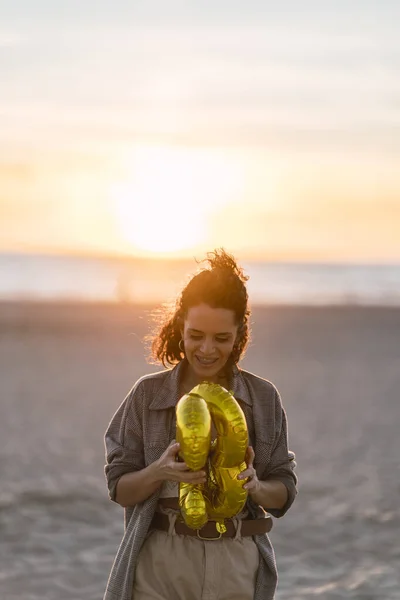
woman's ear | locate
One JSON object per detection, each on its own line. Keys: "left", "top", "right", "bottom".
{"left": 232, "top": 333, "right": 242, "bottom": 353}
{"left": 177, "top": 315, "right": 184, "bottom": 338}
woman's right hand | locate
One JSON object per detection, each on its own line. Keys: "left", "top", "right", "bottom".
{"left": 154, "top": 441, "right": 207, "bottom": 484}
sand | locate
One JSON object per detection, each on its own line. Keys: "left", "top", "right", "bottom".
{"left": 1, "top": 301, "right": 399, "bottom": 600}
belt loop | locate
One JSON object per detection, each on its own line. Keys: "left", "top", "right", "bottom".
{"left": 233, "top": 517, "right": 243, "bottom": 541}
{"left": 167, "top": 512, "right": 178, "bottom": 536}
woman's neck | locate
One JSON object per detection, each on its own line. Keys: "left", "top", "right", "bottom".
{"left": 181, "top": 362, "right": 230, "bottom": 392}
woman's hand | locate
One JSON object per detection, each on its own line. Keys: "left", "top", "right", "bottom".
{"left": 238, "top": 446, "right": 261, "bottom": 495}
{"left": 154, "top": 441, "right": 207, "bottom": 485}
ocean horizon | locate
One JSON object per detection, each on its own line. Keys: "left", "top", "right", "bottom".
{"left": 1, "top": 251, "right": 400, "bottom": 307}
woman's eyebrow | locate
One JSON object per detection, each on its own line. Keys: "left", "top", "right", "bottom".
{"left": 187, "top": 328, "right": 232, "bottom": 336}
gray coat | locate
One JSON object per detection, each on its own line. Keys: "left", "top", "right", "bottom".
{"left": 104, "top": 359, "right": 298, "bottom": 600}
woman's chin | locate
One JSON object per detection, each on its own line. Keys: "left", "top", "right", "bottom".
{"left": 190, "top": 358, "right": 224, "bottom": 382}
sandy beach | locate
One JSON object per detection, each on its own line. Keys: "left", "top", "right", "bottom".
{"left": 1, "top": 300, "right": 399, "bottom": 600}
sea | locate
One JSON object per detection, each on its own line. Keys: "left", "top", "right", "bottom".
{"left": 1, "top": 251, "right": 400, "bottom": 306}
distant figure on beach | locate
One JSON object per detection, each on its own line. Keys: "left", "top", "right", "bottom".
{"left": 103, "top": 248, "right": 298, "bottom": 600}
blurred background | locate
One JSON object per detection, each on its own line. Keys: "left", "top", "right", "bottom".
{"left": 1, "top": 2, "right": 399, "bottom": 599}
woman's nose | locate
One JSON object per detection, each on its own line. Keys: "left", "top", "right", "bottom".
{"left": 200, "top": 338, "right": 215, "bottom": 354}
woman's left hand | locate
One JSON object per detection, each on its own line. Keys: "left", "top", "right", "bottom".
{"left": 238, "top": 446, "right": 261, "bottom": 494}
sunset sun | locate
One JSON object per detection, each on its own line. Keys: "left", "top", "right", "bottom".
{"left": 110, "top": 145, "right": 243, "bottom": 256}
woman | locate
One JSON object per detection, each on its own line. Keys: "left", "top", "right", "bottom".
{"left": 104, "top": 249, "right": 297, "bottom": 600}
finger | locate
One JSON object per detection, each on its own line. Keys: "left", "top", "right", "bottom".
{"left": 237, "top": 469, "right": 252, "bottom": 480}
{"left": 238, "top": 464, "right": 256, "bottom": 479}
{"left": 172, "top": 461, "right": 191, "bottom": 471}
{"left": 166, "top": 442, "right": 180, "bottom": 457}
{"left": 180, "top": 472, "right": 207, "bottom": 484}
{"left": 171, "top": 463, "right": 208, "bottom": 479}
{"left": 172, "top": 467, "right": 207, "bottom": 480}
{"left": 246, "top": 446, "right": 255, "bottom": 466}
{"left": 243, "top": 478, "right": 259, "bottom": 491}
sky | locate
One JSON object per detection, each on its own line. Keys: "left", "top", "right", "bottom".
{"left": 1, "top": 1, "right": 400, "bottom": 262}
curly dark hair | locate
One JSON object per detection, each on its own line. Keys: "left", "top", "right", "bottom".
{"left": 148, "top": 248, "right": 251, "bottom": 367}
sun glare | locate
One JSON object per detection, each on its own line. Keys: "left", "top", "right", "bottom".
{"left": 110, "top": 145, "right": 243, "bottom": 256}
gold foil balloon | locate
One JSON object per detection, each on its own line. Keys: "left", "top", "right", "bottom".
{"left": 176, "top": 382, "right": 249, "bottom": 531}
{"left": 176, "top": 393, "right": 211, "bottom": 529}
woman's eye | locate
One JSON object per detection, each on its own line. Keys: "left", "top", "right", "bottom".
{"left": 188, "top": 335, "right": 229, "bottom": 343}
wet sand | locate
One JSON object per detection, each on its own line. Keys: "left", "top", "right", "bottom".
{"left": 1, "top": 301, "right": 399, "bottom": 599}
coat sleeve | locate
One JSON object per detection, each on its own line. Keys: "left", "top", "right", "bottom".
{"left": 104, "top": 379, "right": 146, "bottom": 502}
{"left": 261, "top": 387, "right": 298, "bottom": 518}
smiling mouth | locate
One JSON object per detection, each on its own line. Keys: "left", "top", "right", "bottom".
{"left": 195, "top": 356, "right": 219, "bottom": 366}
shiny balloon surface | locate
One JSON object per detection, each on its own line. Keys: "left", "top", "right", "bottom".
{"left": 176, "top": 382, "right": 249, "bottom": 530}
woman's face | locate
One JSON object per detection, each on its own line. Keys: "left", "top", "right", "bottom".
{"left": 181, "top": 303, "right": 239, "bottom": 383}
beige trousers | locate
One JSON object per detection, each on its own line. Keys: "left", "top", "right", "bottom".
{"left": 132, "top": 515, "right": 259, "bottom": 600}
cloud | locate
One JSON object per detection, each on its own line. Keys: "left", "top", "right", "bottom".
{"left": 1, "top": 12, "right": 399, "bottom": 159}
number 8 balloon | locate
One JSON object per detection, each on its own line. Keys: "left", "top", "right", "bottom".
{"left": 176, "top": 382, "right": 249, "bottom": 532}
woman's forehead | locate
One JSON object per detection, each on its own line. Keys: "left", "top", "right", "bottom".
{"left": 184, "top": 304, "right": 237, "bottom": 331}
